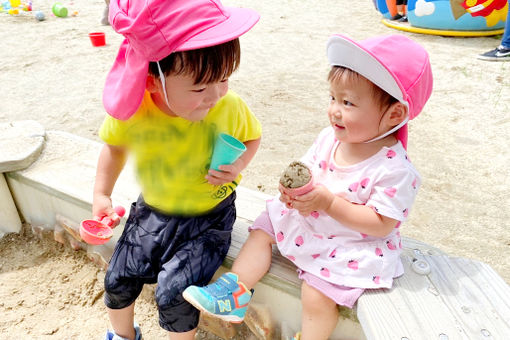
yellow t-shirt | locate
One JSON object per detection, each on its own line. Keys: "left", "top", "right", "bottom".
{"left": 99, "top": 90, "right": 261, "bottom": 215}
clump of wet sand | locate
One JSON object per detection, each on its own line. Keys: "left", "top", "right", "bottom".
{"left": 279, "top": 161, "right": 311, "bottom": 189}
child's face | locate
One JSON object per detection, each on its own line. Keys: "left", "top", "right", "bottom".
{"left": 153, "top": 73, "right": 229, "bottom": 121}
{"left": 327, "top": 74, "right": 390, "bottom": 144}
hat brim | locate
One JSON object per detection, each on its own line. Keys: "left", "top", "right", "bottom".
{"left": 177, "top": 7, "right": 259, "bottom": 52}
{"left": 326, "top": 35, "right": 407, "bottom": 107}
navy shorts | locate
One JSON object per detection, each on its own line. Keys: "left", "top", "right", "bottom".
{"left": 104, "top": 193, "right": 236, "bottom": 333}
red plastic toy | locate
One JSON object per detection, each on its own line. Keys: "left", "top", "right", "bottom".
{"left": 80, "top": 206, "right": 125, "bottom": 245}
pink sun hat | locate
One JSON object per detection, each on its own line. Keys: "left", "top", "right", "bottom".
{"left": 326, "top": 34, "right": 433, "bottom": 150}
{"left": 103, "top": 0, "right": 260, "bottom": 120}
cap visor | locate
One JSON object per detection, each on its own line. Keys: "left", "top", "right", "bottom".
{"left": 326, "top": 35, "right": 405, "bottom": 105}
{"left": 103, "top": 39, "right": 149, "bottom": 120}
{"left": 177, "top": 7, "right": 260, "bottom": 51}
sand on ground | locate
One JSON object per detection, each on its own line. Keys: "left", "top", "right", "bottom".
{"left": 1, "top": 0, "right": 509, "bottom": 338}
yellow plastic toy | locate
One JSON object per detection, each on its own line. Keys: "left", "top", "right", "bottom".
{"left": 4, "top": 0, "right": 32, "bottom": 15}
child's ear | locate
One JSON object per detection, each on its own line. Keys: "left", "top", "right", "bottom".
{"left": 386, "top": 102, "right": 408, "bottom": 126}
{"left": 146, "top": 74, "right": 160, "bottom": 93}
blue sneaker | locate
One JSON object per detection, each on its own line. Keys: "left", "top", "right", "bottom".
{"left": 104, "top": 323, "right": 142, "bottom": 340}
{"left": 183, "top": 272, "right": 253, "bottom": 323}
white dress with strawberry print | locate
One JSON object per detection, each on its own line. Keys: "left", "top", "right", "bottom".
{"left": 267, "top": 127, "right": 421, "bottom": 289}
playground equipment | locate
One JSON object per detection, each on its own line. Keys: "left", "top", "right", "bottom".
{"left": 375, "top": 0, "right": 507, "bottom": 36}
{"left": 1, "top": 0, "right": 31, "bottom": 14}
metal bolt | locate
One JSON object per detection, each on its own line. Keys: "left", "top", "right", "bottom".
{"left": 480, "top": 329, "right": 491, "bottom": 337}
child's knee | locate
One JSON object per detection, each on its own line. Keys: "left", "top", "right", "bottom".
{"left": 157, "top": 293, "right": 200, "bottom": 333}
{"left": 250, "top": 228, "right": 276, "bottom": 244}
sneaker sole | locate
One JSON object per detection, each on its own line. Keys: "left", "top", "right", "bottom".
{"left": 182, "top": 290, "right": 244, "bottom": 324}
{"left": 477, "top": 55, "right": 510, "bottom": 61}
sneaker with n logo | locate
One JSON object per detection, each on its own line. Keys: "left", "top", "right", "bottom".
{"left": 183, "top": 272, "right": 253, "bottom": 323}
{"left": 477, "top": 45, "right": 510, "bottom": 61}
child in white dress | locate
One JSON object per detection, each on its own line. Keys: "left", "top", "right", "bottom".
{"left": 183, "top": 34, "right": 433, "bottom": 340}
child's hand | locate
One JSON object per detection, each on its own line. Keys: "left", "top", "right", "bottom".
{"left": 206, "top": 160, "right": 245, "bottom": 186}
{"left": 92, "top": 194, "right": 122, "bottom": 228}
{"left": 287, "top": 185, "right": 335, "bottom": 217}
{"left": 278, "top": 187, "right": 294, "bottom": 209}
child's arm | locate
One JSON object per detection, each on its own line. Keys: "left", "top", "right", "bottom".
{"left": 286, "top": 185, "right": 398, "bottom": 238}
{"left": 92, "top": 143, "right": 128, "bottom": 227}
{"left": 206, "top": 137, "right": 261, "bottom": 185}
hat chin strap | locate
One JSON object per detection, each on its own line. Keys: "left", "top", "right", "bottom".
{"left": 157, "top": 61, "right": 171, "bottom": 108}
{"left": 363, "top": 117, "right": 409, "bottom": 144}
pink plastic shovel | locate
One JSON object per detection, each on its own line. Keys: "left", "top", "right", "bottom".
{"left": 80, "top": 206, "right": 125, "bottom": 245}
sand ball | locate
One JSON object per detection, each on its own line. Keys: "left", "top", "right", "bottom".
{"left": 34, "top": 10, "right": 45, "bottom": 21}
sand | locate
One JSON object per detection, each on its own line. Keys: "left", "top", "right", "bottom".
{"left": 1, "top": 0, "right": 509, "bottom": 338}
{"left": 280, "top": 161, "right": 311, "bottom": 189}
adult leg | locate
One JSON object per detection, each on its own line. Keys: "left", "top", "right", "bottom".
{"left": 300, "top": 281, "right": 339, "bottom": 340}
{"left": 501, "top": 0, "right": 510, "bottom": 48}
{"left": 477, "top": 3, "right": 510, "bottom": 61}
{"left": 101, "top": 0, "right": 110, "bottom": 25}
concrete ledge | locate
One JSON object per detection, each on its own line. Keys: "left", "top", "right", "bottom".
{"left": 6, "top": 130, "right": 363, "bottom": 339}
{"left": 0, "top": 120, "right": 46, "bottom": 237}
{"left": 7, "top": 128, "right": 509, "bottom": 339}
{"left": 0, "top": 120, "right": 45, "bottom": 173}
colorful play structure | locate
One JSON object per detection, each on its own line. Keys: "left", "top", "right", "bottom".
{"left": 1, "top": 0, "right": 31, "bottom": 15}
{"left": 374, "top": 0, "right": 508, "bottom": 36}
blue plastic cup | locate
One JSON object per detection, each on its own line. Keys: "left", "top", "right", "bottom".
{"left": 210, "top": 133, "right": 247, "bottom": 171}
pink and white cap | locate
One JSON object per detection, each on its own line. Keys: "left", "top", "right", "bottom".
{"left": 103, "top": 0, "right": 260, "bottom": 120}
{"left": 326, "top": 34, "right": 433, "bottom": 149}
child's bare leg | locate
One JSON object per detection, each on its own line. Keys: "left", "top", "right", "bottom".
{"left": 231, "top": 229, "right": 275, "bottom": 289}
{"left": 300, "top": 281, "right": 338, "bottom": 340}
{"left": 168, "top": 328, "right": 196, "bottom": 340}
{"left": 107, "top": 303, "right": 136, "bottom": 339}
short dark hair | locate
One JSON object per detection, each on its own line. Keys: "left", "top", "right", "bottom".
{"left": 328, "top": 66, "right": 399, "bottom": 110}
{"left": 148, "top": 38, "right": 241, "bottom": 85}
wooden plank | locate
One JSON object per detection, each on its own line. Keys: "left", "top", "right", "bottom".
{"left": 426, "top": 256, "right": 510, "bottom": 339}
{"left": 357, "top": 249, "right": 510, "bottom": 340}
